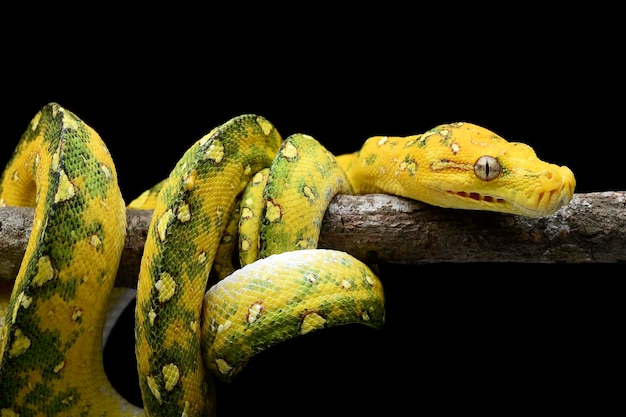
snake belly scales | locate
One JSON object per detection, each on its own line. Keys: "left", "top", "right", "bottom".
{"left": 0, "top": 103, "right": 576, "bottom": 416}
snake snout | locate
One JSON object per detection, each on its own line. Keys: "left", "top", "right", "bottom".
{"left": 534, "top": 165, "right": 576, "bottom": 214}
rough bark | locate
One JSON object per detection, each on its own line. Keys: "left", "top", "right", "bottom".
{"left": 1, "top": 192, "right": 624, "bottom": 287}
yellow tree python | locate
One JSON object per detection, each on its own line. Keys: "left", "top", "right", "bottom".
{"left": 0, "top": 103, "right": 576, "bottom": 416}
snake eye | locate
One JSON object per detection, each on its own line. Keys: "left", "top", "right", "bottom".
{"left": 474, "top": 156, "right": 501, "bottom": 181}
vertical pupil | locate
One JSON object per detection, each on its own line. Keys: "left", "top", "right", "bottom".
{"left": 484, "top": 160, "right": 490, "bottom": 177}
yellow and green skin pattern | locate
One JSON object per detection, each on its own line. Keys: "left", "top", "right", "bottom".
{"left": 202, "top": 248, "right": 383, "bottom": 382}
{"left": 132, "top": 114, "right": 285, "bottom": 417}
{"left": 0, "top": 106, "right": 385, "bottom": 417}
{"left": 0, "top": 103, "right": 577, "bottom": 417}
{"left": 238, "top": 133, "right": 352, "bottom": 266}
{"left": 201, "top": 133, "right": 367, "bottom": 382}
{"left": 133, "top": 116, "right": 384, "bottom": 417}
{"left": 0, "top": 104, "right": 139, "bottom": 416}
{"left": 0, "top": 108, "right": 385, "bottom": 417}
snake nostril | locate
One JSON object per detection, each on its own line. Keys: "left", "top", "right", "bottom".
{"left": 546, "top": 171, "right": 554, "bottom": 180}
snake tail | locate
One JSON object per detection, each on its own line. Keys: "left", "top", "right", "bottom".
{"left": 201, "top": 249, "right": 385, "bottom": 382}
{"left": 0, "top": 103, "right": 139, "bottom": 416}
{"left": 134, "top": 114, "right": 283, "bottom": 417}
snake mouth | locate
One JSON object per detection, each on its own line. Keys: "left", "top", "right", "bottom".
{"left": 446, "top": 190, "right": 508, "bottom": 205}
{"left": 445, "top": 186, "right": 572, "bottom": 217}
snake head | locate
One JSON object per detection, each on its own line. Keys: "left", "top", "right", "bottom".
{"left": 349, "top": 122, "right": 577, "bottom": 218}
{"left": 412, "top": 122, "right": 576, "bottom": 217}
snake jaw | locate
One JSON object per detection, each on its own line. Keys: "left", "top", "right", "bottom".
{"left": 441, "top": 163, "right": 576, "bottom": 217}
{"left": 442, "top": 189, "right": 554, "bottom": 217}
{"left": 442, "top": 188, "right": 521, "bottom": 215}
{"left": 445, "top": 190, "right": 508, "bottom": 206}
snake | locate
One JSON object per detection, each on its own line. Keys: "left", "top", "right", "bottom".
{"left": 0, "top": 102, "right": 576, "bottom": 416}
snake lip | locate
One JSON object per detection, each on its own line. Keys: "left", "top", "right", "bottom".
{"left": 446, "top": 190, "right": 508, "bottom": 206}
{"left": 444, "top": 189, "right": 564, "bottom": 217}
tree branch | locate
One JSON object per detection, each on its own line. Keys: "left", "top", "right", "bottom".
{"left": 1, "top": 192, "right": 624, "bottom": 287}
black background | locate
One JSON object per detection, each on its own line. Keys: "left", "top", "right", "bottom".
{"left": 1, "top": 5, "right": 623, "bottom": 416}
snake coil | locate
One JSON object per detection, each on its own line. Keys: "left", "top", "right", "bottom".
{"left": 0, "top": 103, "right": 575, "bottom": 416}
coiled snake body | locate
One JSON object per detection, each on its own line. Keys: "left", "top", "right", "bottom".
{"left": 0, "top": 103, "right": 576, "bottom": 416}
